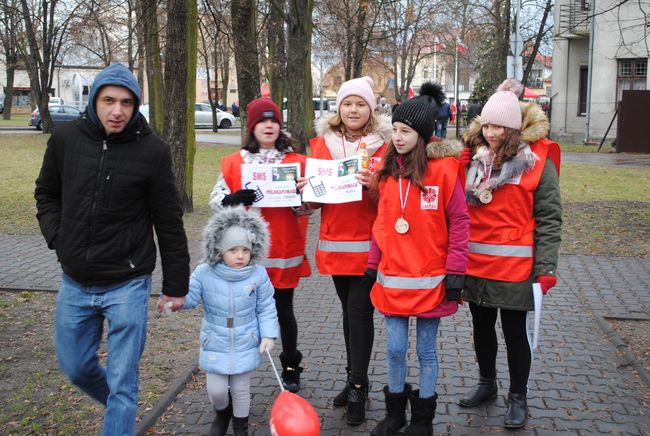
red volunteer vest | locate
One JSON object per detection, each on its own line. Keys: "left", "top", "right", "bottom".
{"left": 466, "top": 139, "right": 560, "bottom": 282}
{"left": 221, "top": 152, "right": 311, "bottom": 288}
{"left": 370, "top": 158, "right": 463, "bottom": 315}
{"left": 308, "top": 136, "right": 387, "bottom": 275}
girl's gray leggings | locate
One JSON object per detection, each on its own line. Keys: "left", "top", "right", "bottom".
{"left": 206, "top": 370, "right": 254, "bottom": 418}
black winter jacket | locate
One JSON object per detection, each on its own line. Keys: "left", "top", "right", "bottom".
{"left": 35, "top": 114, "right": 190, "bottom": 297}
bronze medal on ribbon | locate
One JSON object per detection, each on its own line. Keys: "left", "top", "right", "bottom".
{"left": 479, "top": 189, "right": 493, "bottom": 204}
{"left": 395, "top": 217, "right": 409, "bottom": 234}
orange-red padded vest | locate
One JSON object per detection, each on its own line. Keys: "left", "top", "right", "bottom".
{"left": 308, "top": 136, "right": 387, "bottom": 275}
{"left": 370, "top": 157, "right": 462, "bottom": 315}
{"left": 221, "top": 152, "right": 311, "bottom": 288}
{"left": 466, "top": 139, "right": 560, "bottom": 282}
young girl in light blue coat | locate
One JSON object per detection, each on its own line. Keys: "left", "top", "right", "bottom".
{"left": 183, "top": 206, "right": 279, "bottom": 436}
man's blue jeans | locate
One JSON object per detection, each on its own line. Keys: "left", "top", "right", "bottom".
{"left": 55, "top": 273, "right": 151, "bottom": 436}
{"left": 435, "top": 120, "right": 448, "bottom": 139}
{"left": 385, "top": 315, "right": 440, "bottom": 398}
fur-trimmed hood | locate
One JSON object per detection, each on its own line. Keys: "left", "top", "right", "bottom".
{"left": 203, "top": 206, "right": 270, "bottom": 266}
{"left": 463, "top": 101, "right": 549, "bottom": 145}
{"left": 425, "top": 138, "right": 464, "bottom": 160}
{"left": 314, "top": 113, "right": 393, "bottom": 160}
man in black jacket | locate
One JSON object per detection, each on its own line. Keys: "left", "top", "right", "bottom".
{"left": 35, "top": 64, "right": 190, "bottom": 435}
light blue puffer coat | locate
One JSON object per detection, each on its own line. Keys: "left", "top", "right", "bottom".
{"left": 184, "top": 262, "right": 279, "bottom": 375}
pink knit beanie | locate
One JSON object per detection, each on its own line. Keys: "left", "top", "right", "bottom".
{"left": 336, "top": 76, "right": 376, "bottom": 111}
{"left": 480, "top": 91, "right": 522, "bottom": 130}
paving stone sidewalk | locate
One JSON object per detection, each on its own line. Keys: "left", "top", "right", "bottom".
{"left": 2, "top": 218, "right": 649, "bottom": 435}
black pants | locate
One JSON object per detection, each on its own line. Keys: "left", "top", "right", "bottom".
{"left": 332, "top": 274, "right": 375, "bottom": 386}
{"left": 274, "top": 288, "right": 298, "bottom": 359}
{"left": 468, "top": 303, "right": 531, "bottom": 395}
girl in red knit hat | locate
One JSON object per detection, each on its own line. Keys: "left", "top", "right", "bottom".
{"left": 209, "top": 97, "right": 311, "bottom": 402}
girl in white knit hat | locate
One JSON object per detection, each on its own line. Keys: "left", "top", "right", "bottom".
{"left": 297, "top": 76, "right": 392, "bottom": 425}
{"left": 459, "top": 80, "right": 562, "bottom": 429}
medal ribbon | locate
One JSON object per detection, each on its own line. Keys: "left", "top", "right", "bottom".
{"left": 399, "top": 176, "right": 411, "bottom": 218}
{"left": 482, "top": 153, "right": 495, "bottom": 188}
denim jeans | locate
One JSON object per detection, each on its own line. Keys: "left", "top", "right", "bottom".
{"left": 435, "top": 120, "right": 448, "bottom": 139}
{"left": 55, "top": 273, "right": 151, "bottom": 436}
{"left": 385, "top": 315, "right": 440, "bottom": 398}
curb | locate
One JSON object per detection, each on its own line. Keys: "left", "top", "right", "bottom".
{"left": 135, "top": 363, "right": 200, "bottom": 436}
{"left": 594, "top": 314, "right": 650, "bottom": 388}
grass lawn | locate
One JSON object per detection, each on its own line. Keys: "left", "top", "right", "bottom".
{"left": 1, "top": 133, "right": 648, "bottom": 251}
{"left": 0, "top": 114, "right": 31, "bottom": 127}
{"left": 0, "top": 133, "right": 236, "bottom": 237}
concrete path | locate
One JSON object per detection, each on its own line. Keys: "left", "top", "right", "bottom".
{"left": 2, "top": 217, "right": 649, "bottom": 435}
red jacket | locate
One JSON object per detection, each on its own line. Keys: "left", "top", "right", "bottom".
{"left": 308, "top": 136, "right": 387, "bottom": 275}
{"left": 371, "top": 157, "right": 464, "bottom": 315}
{"left": 467, "top": 139, "right": 560, "bottom": 282}
{"left": 221, "top": 152, "right": 311, "bottom": 288}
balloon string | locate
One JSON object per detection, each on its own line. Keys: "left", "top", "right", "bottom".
{"left": 266, "top": 349, "right": 285, "bottom": 391}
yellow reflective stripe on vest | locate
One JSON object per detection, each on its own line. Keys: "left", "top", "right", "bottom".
{"left": 377, "top": 271, "right": 446, "bottom": 290}
{"left": 318, "top": 240, "right": 371, "bottom": 252}
{"left": 469, "top": 242, "right": 533, "bottom": 258}
{"left": 260, "top": 255, "right": 305, "bottom": 269}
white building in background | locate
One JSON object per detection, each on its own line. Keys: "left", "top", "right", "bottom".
{"left": 551, "top": 0, "right": 649, "bottom": 143}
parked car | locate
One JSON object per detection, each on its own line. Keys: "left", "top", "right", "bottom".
{"left": 139, "top": 103, "right": 236, "bottom": 129}
{"left": 48, "top": 96, "right": 65, "bottom": 106}
{"left": 0, "top": 95, "right": 4, "bottom": 114}
{"left": 282, "top": 98, "right": 336, "bottom": 124}
{"left": 29, "top": 105, "right": 82, "bottom": 130}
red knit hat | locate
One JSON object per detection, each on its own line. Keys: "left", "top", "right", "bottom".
{"left": 246, "top": 98, "right": 282, "bottom": 133}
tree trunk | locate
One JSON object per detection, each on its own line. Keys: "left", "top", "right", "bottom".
{"left": 164, "top": 0, "right": 197, "bottom": 212}
{"left": 521, "top": 0, "right": 552, "bottom": 87}
{"left": 2, "top": 59, "right": 15, "bottom": 120}
{"left": 139, "top": 0, "right": 164, "bottom": 134}
{"left": 268, "top": 2, "right": 286, "bottom": 111}
{"left": 231, "top": 0, "right": 261, "bottom": 136}
{"left": 286, "top": 0, "right": 314, "bottom": 153}
{"left": 352, "top": 0, "right": 368, "bottom": 78}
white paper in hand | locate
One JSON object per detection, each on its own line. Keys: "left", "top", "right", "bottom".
{"left": 531, "top": 283, "right": 543, "bottom": 350}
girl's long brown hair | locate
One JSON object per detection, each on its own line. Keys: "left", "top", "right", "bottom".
{"left": 468, "top": 126, "right": 521, "bottom": 168}
{"left": 375, "top": 136, "right": 429, "bottom": 191}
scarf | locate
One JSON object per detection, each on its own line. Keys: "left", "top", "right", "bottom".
{"left": 465, "top": 143, "right": 539, "bottom": 205}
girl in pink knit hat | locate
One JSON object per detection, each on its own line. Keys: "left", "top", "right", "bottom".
{"left": 458, "top": 80, "right": 562, "bottom": 429}
{"left": 297, "top": 76, "right": 392, "bottom": 426}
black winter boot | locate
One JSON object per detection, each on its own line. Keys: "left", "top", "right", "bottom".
{"left": 333, "top": 366, "right": 351, "bottom": 407}
{"left": 232, "top": 416, "right": 249, "bottom": 436}
{"left": 346, "top": 381, "right": 369, "bottom": 426}
{"left": 504, "top": 392, "right": 528, "bottom": 429}
{"left": 370, "top": 384, "right": 412, "bottom": 436}
{"left": 279, "top": 351, "right": 303, "bottom": 393}
{"left": 458, "top": 376, "right": 498, "bottom": 407}
{"left": 403, "top": 389, "right": 437, "bottom": 436}
{"left": 209, "top": 396, "right": 232, "bottom": 436}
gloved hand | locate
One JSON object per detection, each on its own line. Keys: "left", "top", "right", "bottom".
{"left": 360, "top": 268, "right": 377, "bottom": 293}
{"left": 445, "top": 274, "right": 464, "bottom": 301}
{"left": 222, "top": 189, "right": 256, "bottom": 206}
{"left": 458, "top": 148, "right": 471, "bottom": 167}
{"left": 536, "top": 275, "right": 557, "bottom": 295}
{"left": 259, "top": 337, "right": 275, "bottom": 353}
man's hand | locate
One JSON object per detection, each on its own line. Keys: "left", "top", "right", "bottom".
{"left": 157, "top": 295, "right": 186, "bottom": 314}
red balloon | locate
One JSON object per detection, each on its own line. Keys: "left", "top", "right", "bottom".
{"left": 269, "top": 390, "right": 320, "bottom": 436}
